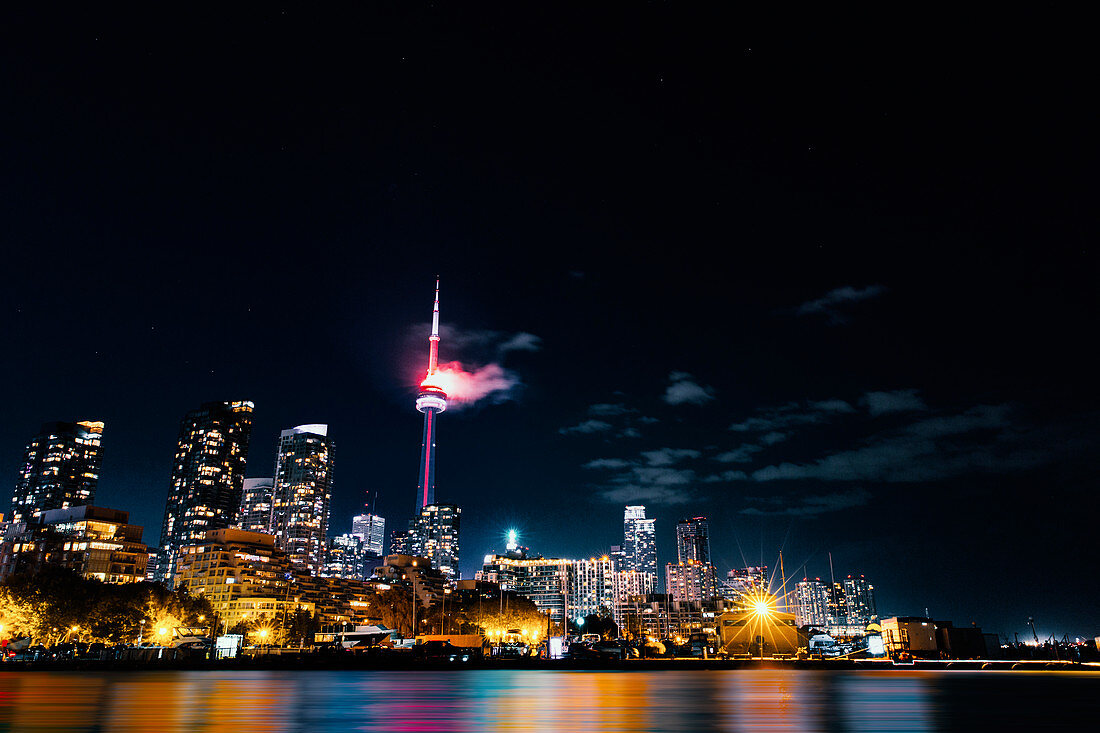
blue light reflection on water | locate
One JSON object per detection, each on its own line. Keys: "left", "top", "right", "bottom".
{"left": 0, "top": 669, "right": 1095, "bottom": 732}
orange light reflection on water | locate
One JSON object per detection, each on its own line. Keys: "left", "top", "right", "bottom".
{"left": 2, "top": 669, "right": 1097, "bottom": 732}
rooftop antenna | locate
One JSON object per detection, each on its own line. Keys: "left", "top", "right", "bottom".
{"left": 778, "top": 550, "right": 788, "bottom": 613}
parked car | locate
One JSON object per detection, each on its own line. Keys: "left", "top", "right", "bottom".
{"left": 493, "top": 642, "right": 530, "bottom": 659}
{"left": 416, "top": 640, "right": 473, "bottom": 663}
{"left": 591, "top": 641, "right": 633, "bottom": 660}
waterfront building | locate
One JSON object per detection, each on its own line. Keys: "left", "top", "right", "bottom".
{"left": 611, "top": 568, "right": 656, "bottom": 631}
{"left": 616, "top": 593, "right": 732, "bottom": 642}
{"left": 675, "top": 516, "right": 711, "bottom": 565}
{"left": 622, "top": 506, "right": 657, "bottom": 590}
{"left": 570, "top": 556, "right": 616, "bottom": 623}
{"left": 666, "top": 561, "right": 719, "bottom": 603}
{"left": 880, "top": 616, "right": 940, "bottom": 659}
{"left": 373, "top": 553, "right": 446, "bottom": 607}
{"left": 157, "top": 400, "right": 254, "bottom": 585}
{"left": 793, "top": 578, "right": 831, "bottom": 627}
{"left": 842, "top": 574, "right": 877, "bottom": 624}
{"left": 721, "top": 566, "right": 769, "bottom": 599}
{"left": 477, "top": 552, "right": 570, "bottom": 622}
{"left": 237, "top": 477, "right": 274, "bottom": 533}
{"left": 827, "top": 581, "right": 850, "bottom": 625}
{"left": 271, "top": 424, "right": 333, "bottom": 575}
{"left": 10, "top": 420, "right": 104, "bottom": 523}
{"left": 716, "top": 606, "right": 803, "bottom": 658}
{"left": 0, "top": 505, "right": 147, "bottom": 583}
{"left": 175, "top": 528, "right": 382, "bottom": 630}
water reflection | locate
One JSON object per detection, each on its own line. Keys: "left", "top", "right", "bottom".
{"left": 0, "top": 669, "right": 1095, "bottom": 732}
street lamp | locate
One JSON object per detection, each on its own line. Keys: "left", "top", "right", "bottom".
{"left": 441, "top": 588, "right": 452, "bottom": 635}
{"left": 139, "top": 619, "right": 145, "bottom": 646}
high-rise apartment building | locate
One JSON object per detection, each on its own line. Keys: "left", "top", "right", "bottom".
{"left": 408, "top": 503, "right": 461, "bottom": 580}
{"left": 827, "top": 581, "right": 850, "bottom": 625}
{"left": 390, "top": 528, "right": 410, "bottom": 555}
{"left": 157, "top": 401, "right": 253, "bottom": 585}
{"left": 611, "top": 568, "right": 656, "bottom": 631}
{"left": 237, "top": 477, "right": 274, "bottom": 533}
{"left": 794, "top": 578, "right": 831, "bottom": 627}
{"left": 622, "top": 506, "right": 657, "bottom": 590}
{"left": 351, "top": 512, "right": 385, "bottom": 556}
{"left": 842, "top": 575, "right": 877, "bottom": 625}
{"left": 665, "top": 561, "right": 718, "bottom": 603}
{"left": 0, "top": 505, "right": 147, "bottom": 583}
{"left": 721, "top": 566, "right": 770, "bottom": 603}
{"left": 571, "top": 556, "right": 616, "bottom": 623}
{"left": 675, "top": 516, "right": 710, "bottom": 565}
{"left": 322, "top": 532, "right": 377, "bottom": 581}
{"left": 10, "top": 421, "right": 104, "bottom": 523}
{"left": 271, "top": 424, "right": 333, "bottom": 575}
{"left": 478, "top": 552, "right": 571, "bottom": 622}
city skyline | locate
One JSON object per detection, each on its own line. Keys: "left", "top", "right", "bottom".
{"left": 2, "top": 6, "right": 1096, "bottom": 640}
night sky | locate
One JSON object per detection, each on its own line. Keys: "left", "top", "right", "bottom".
{"left": 3, "top": 7, "right": 1096, "bottom": 639}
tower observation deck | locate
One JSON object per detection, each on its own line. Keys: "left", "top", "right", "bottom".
{"left": 415, "top": 278, "right": 446, "bottom": 510}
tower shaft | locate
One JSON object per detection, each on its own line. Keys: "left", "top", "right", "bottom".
{"left": 415, "top": 277, "right": 446, "bottom": 512}
{"left": 417, "top": 406, "right": 438, "bottom": 508}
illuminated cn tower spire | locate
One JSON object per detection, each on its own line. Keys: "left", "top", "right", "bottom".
{"left": 414, "top": 277, "right": 447, "bottom": 510}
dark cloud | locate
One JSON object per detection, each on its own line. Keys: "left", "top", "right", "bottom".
{"left": 749, "top": 404, "right": 1030, "bottom": 482}
{"left": 587, "top": 403, "right": 635, "bottom": 417}
{"left": 663, "top": 371, "right": 716, "bottom": 406}
{"left": 863, "top": 389, "right": 928, "bottom": 416}
{"left": 641, "top": 447, "right": 702, "bottom": 466}
{"left": 795, "top": 285, "right": 887, "bottom": 324}
{"left": 496, "top": 332, "right": 543, "bottom": 355}
{"left": 729, "top": 398, "right": 855, "bottom": 433}
{"left": 598, "top": 485, "right": 693, "bottom": 505}
{"left": 559, "top": 419, "right": 612, "bottom": 435}
{"left": 740, "top": 488, "right": 872, "bottom": 516}
{"left": 715, "top": 443, "right": 764, "bottom": 463}
{"left": 583, "top": 457, "right": 632, "bottom": 469}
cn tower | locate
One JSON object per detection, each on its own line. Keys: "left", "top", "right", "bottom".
{"left": 414, "top": 278, "right": 447, "bottom": 510}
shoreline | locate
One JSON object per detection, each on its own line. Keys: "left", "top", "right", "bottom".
{"left": 3, "top": 657, "right": 1095, "bottom": 673}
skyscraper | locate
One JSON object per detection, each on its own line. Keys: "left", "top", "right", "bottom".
{"left": 237, "top": 477, "right": 274, "bottom": 533}
{"left": 794, "top": 578, "right": 831, "bottom": 628}
{"left": 271, "top": 424, "right": 333, "bottom": 575}
{"left": 10, "top": 420, "right": 104, "bottom": 523}
{"left": 665, "top": 561, "right": 718, "bottom": 603}
{"left": 352, "top": 512, "right": 385, "bottom": 556}
{"left": 675, "top": 516, "right": 710, "bottom": 565}
{"left": 622, "top": 505, "right": 657, "bottom": 590}
{"left": 842, "top": 574, "right": 877, "bottom": 625}
{"left": 323, "top": 532, "right": 375, "bottom": 581}
{"left": 408, "top": 503, "right": 461, "bottom": 580}
{"left": 158, "top": 401, "right": 253, "bottom": 584}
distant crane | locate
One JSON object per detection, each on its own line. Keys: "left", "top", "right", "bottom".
{"left": 1027, "top": 616, "right": 1039, "bottom": 644}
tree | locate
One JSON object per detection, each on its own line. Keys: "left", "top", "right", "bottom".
{"left": 285, "top": 608, "right": 321, "bottom": 647}
{"left": 372, "top": 586, "right": 414, "bottom": 637}
{"left": 0, "top": 568, "right": 213, "bottom": 645}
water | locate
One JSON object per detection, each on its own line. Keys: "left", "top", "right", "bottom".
{"left": 1, "top": 669, "right": 1095, "bottom": 731}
